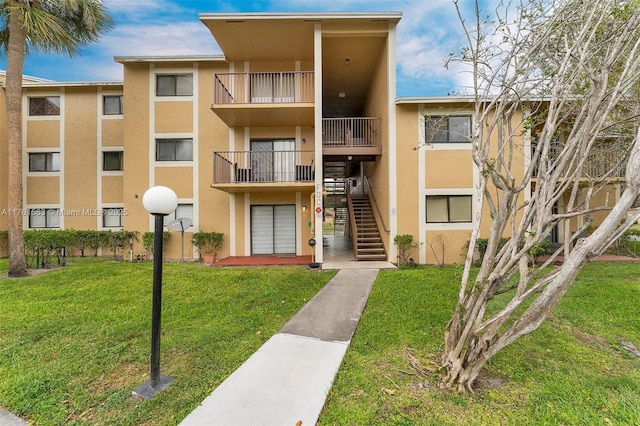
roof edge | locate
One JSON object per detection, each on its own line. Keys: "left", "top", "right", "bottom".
{"left": 198, "top": 11, "right": 403, "bottom": 22}
{"left": 396, "top": 96, "right": 476, "bottom": 104}
{"left": 23, "top": 81, "right": 123, "bottom": 88}
{"left": 115, "top": 55, "right": 226, "bottom": 64}
{"left": 396, "top": 95, "right": 554, "bottom": 104}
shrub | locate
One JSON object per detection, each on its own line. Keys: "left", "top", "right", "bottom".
{"left": 617, "top": 227, "right": 640, "bottom": 257}
{"left": 24, "top": 229, "right": 76, "bottom": 268}
{"left": 107, "top": 230, "right": 139, "bottom": 260}
{"left": 394, "top": 234, "right": 420, "bottom": 266}
{"left": 192, "top": 231, "right": 224, "bottom": 257}
{"left": 0, "top": 230, "right": 7, "bottom": 256}
{"left": 73, "top": 230, "right": 109, "bottom": 257}
{"left": 528, "top": 239, "right": 551, "bottom": 263}
{"left": 142, "top": 231, "right": 171, "bottom": 254}
{"left": 472, "top": 237, "right": 510, "bottom": 266}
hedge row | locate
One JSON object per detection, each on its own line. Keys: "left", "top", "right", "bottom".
{"left": 0, "top": 229, "right": 143, "bottom": 268}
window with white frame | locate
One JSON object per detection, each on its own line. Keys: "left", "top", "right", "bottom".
{"left": 28, "top": 208, "right": 60, "bottom": 228}
{"left": 156, "top": 74, "right": 193, "bottom": 96}
{"left": 29, "top": 96, "right": 60, "bottom": 116}
{"left": 103, "top": 95, "right": 123, "bottom": 115}
{"left": 164, "top": 203, "right": 193, "bottom": 226}
{"left": 426, "top": 195, "right": 473, "bottom": 223}
{"left": 156, "top": 138, "right": 192, "bottom": 161}
{"left": 424, "top": 115, "right": 471, "bottom": 143}
{"left": 102, "top": 208, "right": 124, "bottom": 228}
{"left": 29, "top": 152, "right": 60, "bottom": 172}
{"left": 103, "top": 151, "right": 123, "bottom": 171}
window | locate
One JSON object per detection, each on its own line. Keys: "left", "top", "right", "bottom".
{"left": 156, "top": 74, "right": 193, "bottom": 96}
{"left": 103, "top": 151, "right": 123, "bottom": 171}
{"left": 28, "top": 208, "right": 60, "bottom": 228}
{"left": 29, "top": 152, "right": 60, "bottom": 172}
{"left": 156, "top": 138, "right": 193, "bottom": 161}
{"left": 103, "top": 208, "right": 124, "bottom": 228}
{"left": 103, "top": 95, "right": 123, "bottom": 115}
{"left": 425, "top": 115, "right": 471, "bottom": 143}
{"left": 426, "top": 195, "right": 472, "bottom": 223}
{"left": 29, "top": 97, "right": 60, "bottom": 116}
{"left": 164, "top": 203, "right": 193, "bottom": 226}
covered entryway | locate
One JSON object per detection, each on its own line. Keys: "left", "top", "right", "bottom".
{"left": 251, "top": 205, "right": 296, "bottom": 254}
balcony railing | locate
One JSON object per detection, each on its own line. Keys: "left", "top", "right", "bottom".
{"left": 213, "top": 150, "right": 315, "bottom": 184}
{"left": 322, "top": 117, "right": 381, "bottom": 148}
{"left": 532, "top": 141, "right": 630, "bottom": 179}
{"left": 214, "top": 72, "right": 314, "bottom": 105}
{"left": 583, "top": 145, "right": 628, "bottom": 178}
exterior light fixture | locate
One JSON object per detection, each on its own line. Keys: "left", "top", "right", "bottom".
{"left": 302, "top": 205, "right": 307, "bottom": 211}
{"left": 133, "top": 186, "right": 178, "bottom": 399}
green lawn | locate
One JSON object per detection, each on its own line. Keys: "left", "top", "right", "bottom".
{"left": 0, "top": 258, "right": 335, "bottom": 425}
{"left": 2, "top": 260, "right": 640, "bottom": 425}
{"left": 320, "top": 263, "right": 640, "bottom": 425}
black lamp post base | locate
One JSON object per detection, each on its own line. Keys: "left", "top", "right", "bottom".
{"left": 132, "top": 375, "right": 174, "bottom": 400}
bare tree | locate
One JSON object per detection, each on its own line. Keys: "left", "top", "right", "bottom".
{"left": 442, "top": 0, "right": 640, "bottom": 391}
{"left": 1, "top": 0, "right": 113, "bottom": 276}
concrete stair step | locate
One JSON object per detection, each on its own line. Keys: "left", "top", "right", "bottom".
{"left": 357, "top": 255, "right": 387, "bottom": 261}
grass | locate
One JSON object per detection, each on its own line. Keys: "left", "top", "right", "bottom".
{"left": 2, "top": 260, "right": 639, "bottom": 425}
{"left": 0, "top": 257, "right": 335, "bottom": 425}
{"left": 320, "top": 263, "right": 640, "bottom": 425}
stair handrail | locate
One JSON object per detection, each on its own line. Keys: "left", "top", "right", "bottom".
{"left": 347, "top": 191, "right": 359, "bottom": 261}
{"left": 364, "top": 176, "right": 389, "bottom": 234}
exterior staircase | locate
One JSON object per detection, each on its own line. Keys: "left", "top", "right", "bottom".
{"left": 350, "top": 195, "right": 386, "bottom": 261}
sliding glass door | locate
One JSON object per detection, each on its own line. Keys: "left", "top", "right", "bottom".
{"left": 251, "top": 139, "right": 295, "bottom": 182}
{"left": 251, "top": 205, "right": 296, "bottom": 255}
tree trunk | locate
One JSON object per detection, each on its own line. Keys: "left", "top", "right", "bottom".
{"left": 6, "top": 10, "right": 28, "bottom": 277}
{"left": 442, "top": 138, "right": 640, "bottom": 392}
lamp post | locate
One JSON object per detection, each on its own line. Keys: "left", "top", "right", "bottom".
{"left": 133, "top": 186, "right": 178, "bottom": 400}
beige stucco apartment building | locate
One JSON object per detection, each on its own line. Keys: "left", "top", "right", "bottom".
{"left": 0, "top": 12, "right": 623, "bottom": 265}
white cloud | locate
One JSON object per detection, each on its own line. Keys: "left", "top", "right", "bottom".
{"left": 100, "top": 22, "right": 220, "bottom": 57}
{"left": 16, "top": 0, "right": 479, "bottom": 94}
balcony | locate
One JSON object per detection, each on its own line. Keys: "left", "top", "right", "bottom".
{"left": 212, "top": 150, "right": 315, "bottom": 193}
{"left": 212, "top": 72, "right": 314, "bottom": 127}
{"left": 532, "top": 140, "right": 629, "bottom": 180}
{"left": 322, "top": 117, "right": 382, "bottom": 159}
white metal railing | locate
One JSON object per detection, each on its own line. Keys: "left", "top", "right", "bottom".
{"left": 322, "top": 117, "right": 381, "bottom": 148}
{"left": 532, "top": 141, "right": 629, "bottom": 178}
{"left": 214, "top": 72, "right": 314, "bottom": 105}
{"left": 213, "top": 150, "right": 315, "bottom": 183}
{"left": 583, "top": 144, "right": 628, "bottom": 178}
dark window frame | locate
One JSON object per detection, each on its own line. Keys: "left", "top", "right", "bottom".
{"left": 102, "top": 207, "right": 124, "bottom": 228}
{"left": 163, "top": 203, "right": 194, "bottom": 226}
{"left": 424, "top": 115, "right": 472, "bottom": 143}
{"left": 103, "top": 95, "right": 123, "bottom": 115}
{"left": 28, "top": 208, "right": 60, "bottom": 228}
{"left": 28, "top": 152, "right": 60, "bottom": 172}
{"left": 103, "top": 151, "right": 123, "bottom": 171}
{"left": 155, "top": 74, "right": 193, "bottom": 96}
{"left": 28, "top": 96, "right": 61, "bottom": 116}
{"left": 426, "top": 195, "right": 473, "bottom": 223}
{"left": 156, "top": 138, "right": 193, "bottom": 161}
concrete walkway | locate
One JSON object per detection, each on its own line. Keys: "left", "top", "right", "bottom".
{"left": 0, "top": 408, "right": 27, "bottom": 426}
{"left": 180, "top": 268, "right": 379, "bottom": 425}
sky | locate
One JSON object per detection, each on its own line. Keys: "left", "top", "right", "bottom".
{"left": 4, "top": 0, "right": 481, "bottom": 97}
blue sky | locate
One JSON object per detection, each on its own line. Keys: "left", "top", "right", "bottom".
{"left": 7, "top": 0, "right": 479, "bottom": 97}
